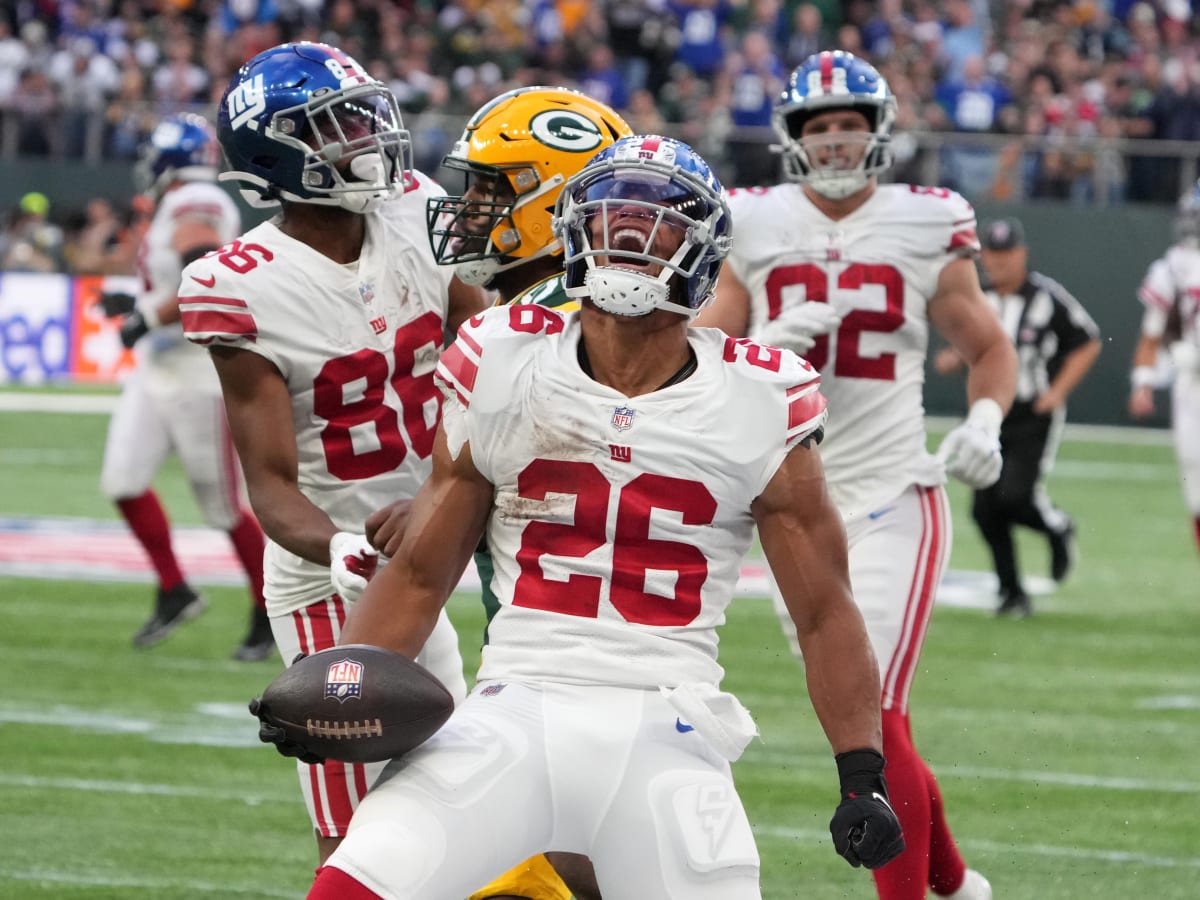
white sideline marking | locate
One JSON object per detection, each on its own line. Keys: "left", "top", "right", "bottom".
{"left": 0, "top": 869, "right": 296, "bottom": 897}
{"left": 0, "top": 773, "right": 285, "bottom": 804}
{"left": 0, "top": 392, "right": 118, "bottom": 413}
{"left": 752, "top": 825, "right": 1200, "bottom": 869}
{"left": 1, "top": 392, "right": 1174, "bottom": 444}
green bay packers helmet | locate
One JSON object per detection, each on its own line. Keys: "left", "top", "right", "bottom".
{"left": 428, "top": 86, "right": 631, "bottom": 286}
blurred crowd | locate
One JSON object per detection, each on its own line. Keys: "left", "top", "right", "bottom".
{"left": 3, "top": 0, "right": 1200, "bottom": 275}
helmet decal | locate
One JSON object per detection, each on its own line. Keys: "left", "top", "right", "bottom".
{"left": 528, "top": 110, "right": 605, "bottom": 153}
{"left": 226, "top": 74, "right": 267, "bottom": 131}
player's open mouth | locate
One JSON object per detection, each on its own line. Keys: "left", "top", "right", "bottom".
{"left": 606, "top": 226, "right": 655, "bottom": 268}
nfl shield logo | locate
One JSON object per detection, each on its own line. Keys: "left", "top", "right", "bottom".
{"left": 611, "top": 406, "right": 636, "bottom": 432}
{"left": 358, "top": 282, "right": 375, "bottom": 304}
{"left": 325, "top": 659, "right": 364, "bottom": 702}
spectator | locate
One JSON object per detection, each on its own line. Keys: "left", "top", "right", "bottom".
{"left": 577, "top": 43, "right": 629, "bottom": 111}
{"left": 786, "top": 2, "right": 831, "bottom": 70}
{"left": 723, "top": 28, "right": 785, "bottom": 186}
{"left": 604, "top": 0, "right": 674, "bottom": 95}
{"left": 0, "top": 192, "right": 66, "bottom": 273}
{"left": 150, "top": 35, "right": 208, "bottom": 109}
{"left": 935, "top": 54, "right": 1013, "bottom": 197}
{"left": 48, "top": 37, "right": 120, "bottom": 158}
{"left": 670, "top": 0, "right": 735, "bottom": 80}
{"left": 10, "top": 67, "right": 59, "bottom": 156}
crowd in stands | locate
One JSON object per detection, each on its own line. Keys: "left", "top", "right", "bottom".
{"left": 2, "top": 0, "right": 1199, "bottom": 275}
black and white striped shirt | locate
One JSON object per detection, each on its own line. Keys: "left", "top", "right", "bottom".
{"left": 985, "top": 271, "right": 1101, "bottom": 404}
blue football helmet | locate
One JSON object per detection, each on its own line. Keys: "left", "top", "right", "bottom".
{"left": 1175, "top": 179, "right": 1200, "bottom": 243}
{"left": 554, "top": 135, "right": 731, "bottom": 318}
{"left": 773, "top": 50, "right": 897, "bottom": 199}
{"left": 134, "top": 113, "right": 219, "bottom": 198}
{"left": 217, "top": 42, "right": 411, "bottom": 213}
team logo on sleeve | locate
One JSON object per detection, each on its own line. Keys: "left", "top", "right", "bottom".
{"left": 611, "top": 405, "right": 636, "bottom": 432}
{"left": 325, "top": 659, "right": 364, "bottom": 702}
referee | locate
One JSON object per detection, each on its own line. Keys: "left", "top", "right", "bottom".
{"left": 936, "top": 217, "right": 1102, "bottom": 617}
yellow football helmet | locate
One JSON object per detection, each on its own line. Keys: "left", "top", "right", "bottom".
{"left": 428, "top": 85, "right": 631, "bottom": 286}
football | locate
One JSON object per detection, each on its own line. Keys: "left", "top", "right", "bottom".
{"left": 256, "top": 644, "right": 454, "bottom": 763}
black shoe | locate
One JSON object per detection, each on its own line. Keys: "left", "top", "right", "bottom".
{"left": 132, "top": 583, "right": 208, "bottom": 648}
{"left": 996, "top": 589, "right": 1032, "bottom": 619}
{"left": 1049, "top": 518, "right": 1076, "bottom": 583}
{"left": 233, "top": 607, "right": 275, "bottom": 662}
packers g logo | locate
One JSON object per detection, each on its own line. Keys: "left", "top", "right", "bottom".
{"left": 528, "top": 110, "right": 604, "bottom": 153}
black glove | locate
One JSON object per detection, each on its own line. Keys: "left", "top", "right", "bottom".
{"left": 248, "top": 696, "right": 326, "bottom": 766}
{"left": 829, "top": 748, "right": 906, "bottom": 869}
{"left": 119, "top": 309, "right": 151, "bottom": 349}
{"left": 97, "top": 291, "right": 136, "bottom": 318}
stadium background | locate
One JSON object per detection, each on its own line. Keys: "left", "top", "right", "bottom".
{"left": 1, "top": 3, "right": 1198, "bottom": 898}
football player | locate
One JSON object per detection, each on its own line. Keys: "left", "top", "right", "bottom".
{"left": 694, "top": 51, "right": 1014, "bottom": 900}
{"left": 396, "top": 85, "right": 632, "bottom": 900}
{"left": 304, "top": 134, "right": 901, "bottom": 898}
{"left": 1129, "top": 179, "right": 1200, "bottom": 553}
{"left": 178, "top": 42, "right": 484, "bottom": 871}
{"left": 97, "top": 112, "right": 271, "bottom": 662}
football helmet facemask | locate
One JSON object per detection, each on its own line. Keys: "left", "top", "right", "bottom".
{"left": 555, "top": 135, "right": 731, "bottom": 319}
{"left": 773, "top": 50, "right": 897, "bottom": 200}
{"left": 134, "top": 113, "right": 220, "bottom": 199}
{"left": 217, "top": 42, "right": 411, "bottom": 213}
{"left": 427, "top": 86, "right": 631, "bottom": 286}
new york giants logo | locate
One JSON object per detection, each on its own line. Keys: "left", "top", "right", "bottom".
{"left": 325, "top": 659, "right": 363, "bottom": 702}
{"left": 227, "top": 74, "right": 266, "bottom": 131}
{"left": 369, "top": 316, "right": 386, "bottom": 335}
{"left": 610, "top": 444, "right": 632, "bottom": 463}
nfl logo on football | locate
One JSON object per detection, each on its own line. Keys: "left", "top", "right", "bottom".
{"left": 325, "top": 659, "right": 364, "bottom": 702}
{"left": 611, "top": 406, "right": 635, "bottom": 432}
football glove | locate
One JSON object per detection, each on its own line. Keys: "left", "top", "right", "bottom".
{"left": 829, "top": 748, "right": 905, "bottom": 869}
{"left": 329, "top": 531, "right": 379, "bottom": 602}
{"left": 97, "top": 290, "right": 136, "bottom": 318}
{"left": 119, "top": 310, "right": 152, "bottom": 349}
{"left": 936, "top": 399, "right": 1004, "bottom": 489}
{"left": 248, "top": 695, "right": 325, "bottom": 765}
{"left": 753, "top": 301, "right": 843, "bottom": 355}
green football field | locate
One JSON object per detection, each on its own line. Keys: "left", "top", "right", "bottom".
{"left": 0, "top": 399, "right": 1196, "bottom": 899}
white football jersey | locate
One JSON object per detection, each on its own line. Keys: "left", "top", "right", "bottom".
{"left": 1138, "top": 242, "right": 1200, "bottom": 367}
{"left": 136, "top": 181, "right": 240, "bottom": 393}
{"left": 725, "top": 182, "right": 979, "bottom": 518}
{"left": 179, "top": 173, "right": 455, "bottom": 612}
{"left": 436, "top": 305, "right": 827, "bottom": 689}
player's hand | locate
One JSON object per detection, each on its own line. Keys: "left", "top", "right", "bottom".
{"left": 1128, "top": 385, "right": 1155, "bottom": 419}
{"left": 753, "top": 301, "right": 843, "bottom": 355}
{"left": 119, "top": 310, "right": 151, "bottom": 349}
{"left": 248, "top": 696, "right": 325, "bottom": 765}
{"left": 829, "top": 749, "right": 905, "bottom": 869}
{"left": 365, "top": 500, "right": 413, "bottom": 557}
{"left": 97, "top": 291, "right": 136, "bottom": 318}
{"left": 936, "top": 399, "right": 1004, "bottom": 489}
{"left": 329, "top": 532, "right": 379, "bottom": 602}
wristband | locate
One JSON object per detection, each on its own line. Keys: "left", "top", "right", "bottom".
{"left": 834, "top": 748, "right": 887, "bottom": 797}
{"left": 965, "top": 397, "right": 1004, "bottom": 438}
{"left": 142, "top": 305, "right": 162, "bottom": 329}
{"left": 1131, "top": 366, "right": 1157, "bottom": 389}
